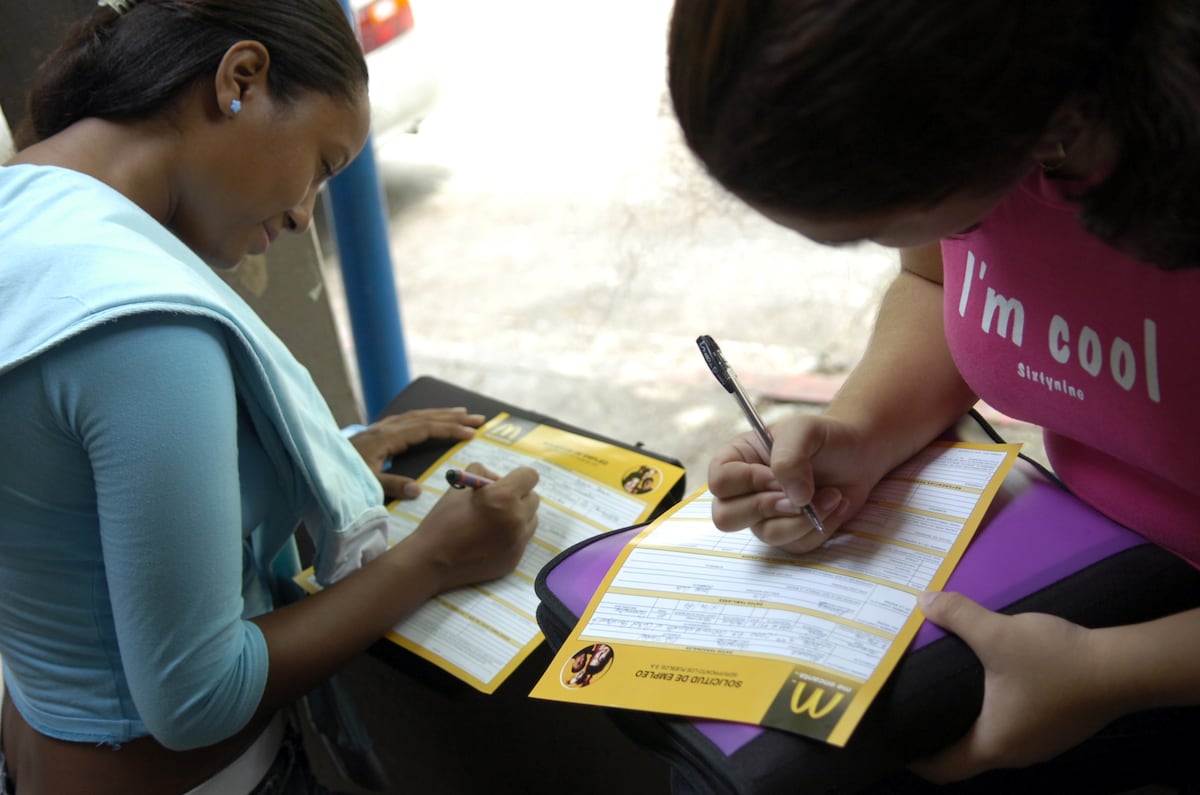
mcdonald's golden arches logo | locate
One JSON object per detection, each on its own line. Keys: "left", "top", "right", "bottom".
{"left": 789, "top": 681, "right": 845, "bottom": 720}
{"left": 761, "top": 670, "right": 853, "bottom": 739}
{"left": 483, "top": 416, "right": 537, "bottom": 445}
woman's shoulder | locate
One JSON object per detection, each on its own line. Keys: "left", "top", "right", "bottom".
{"left": 30, "top": 314, "right": 236, "bottom": 420}
{"left": 47, "top": 312, "right": 234, "bottom": 378}
{"left": 0, "top": 313, "right": 240, "bottom": 479}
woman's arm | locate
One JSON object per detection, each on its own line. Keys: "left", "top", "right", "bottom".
{"left": 250, "top": 464, "right": 539, "bottom": 714}
{"left": 821, "top": 243, "right": 979, "bottom": 469}
{"left": 709, "top": 243, "right": 980, "bottom": 550}
{"left": 62, "top": 316, "right": 269, "bottom": 750}
{"left": 64, "top": 315, "right": 537, "bottom": 749}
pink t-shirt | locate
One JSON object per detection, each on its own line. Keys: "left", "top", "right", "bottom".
{"left": 941, "top": 170, "right": 1200, "bottom": 566}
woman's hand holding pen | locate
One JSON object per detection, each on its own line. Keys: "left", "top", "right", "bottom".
{"left": 401, "top": 464, "right": 541, "bottom": 592}
{"left": 707, "top": 413, "right": 876, "bottom": 553}
{"left": 348, "top": 408, "right": 486, "bottom": 500}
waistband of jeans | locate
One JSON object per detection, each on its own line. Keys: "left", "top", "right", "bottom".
{"left": 183, "top": 712, "right": 288, "bottom": 795}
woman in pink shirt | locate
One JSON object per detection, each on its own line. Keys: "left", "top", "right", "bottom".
{"left": 669, "top": 0, "right": 1200, "bottom": 790}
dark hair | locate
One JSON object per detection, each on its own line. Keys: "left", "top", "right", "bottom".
{"left": 17, "top": 0, "right": 367, "bottom": 149}
{"left": 669, "top": 0, "right": 1200, "bottom": 269}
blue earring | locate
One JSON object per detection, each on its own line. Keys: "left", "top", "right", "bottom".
{"left": 230, "top": 98, "right": 242, "bottom": 115}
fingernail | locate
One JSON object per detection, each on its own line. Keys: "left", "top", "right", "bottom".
{"left": 404, "top": 482, "right": 422, "bottom": 499}
{"left": 785, "top": 489, "right": 810, "bottom": 512}
{"left": 816, "top": 490, "right": 842, "bottom": 513}
{"left": 773, "top": 497, "right": 797, "bottom": 515}
{"left": 918, "top": 591, "right": 938, "bottom": 610}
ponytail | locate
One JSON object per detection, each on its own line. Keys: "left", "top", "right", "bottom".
{"left": 15, "top": 8, "right": 116, "bottom": 149}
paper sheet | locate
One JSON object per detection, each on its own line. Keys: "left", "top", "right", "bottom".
{"left": 529, "top": 442, "right": 1018, "bottom": 745}
{"left": 298, "top": 413, "right": 684, "bottom": 693}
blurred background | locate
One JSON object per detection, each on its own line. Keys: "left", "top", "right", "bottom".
{"left": 322, "top": 0, "right": 904, "bottom": 480}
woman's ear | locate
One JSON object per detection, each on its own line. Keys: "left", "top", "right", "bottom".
{"left": 213, "top": 41, "right": 271, "bottom": 120}
{"left": 1030, "top": 96, "right": 1092, "bottom": 169}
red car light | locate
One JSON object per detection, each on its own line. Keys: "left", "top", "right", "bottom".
{"left": 357, "top": 0, "right": 414, "bottom": 54}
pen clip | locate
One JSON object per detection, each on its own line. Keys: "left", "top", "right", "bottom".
{"left": 696, "top": 334, "right": 736, "bottom": 393}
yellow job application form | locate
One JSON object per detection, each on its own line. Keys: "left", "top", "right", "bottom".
{"left": 298, "top": 413, "right": 684, "bottom": 693}
{"left": 530, "top": 441, "right": 1017, "bottom": 746}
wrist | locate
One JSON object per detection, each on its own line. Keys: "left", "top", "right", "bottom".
{"left": 818, "top": 404, "right": 896, "bottom": 483}
{"left": 378, "top": 535, "right": 445, "bottom": 603}
{"left": 1087, "top": 618, "right": 1195, "bottom": 715}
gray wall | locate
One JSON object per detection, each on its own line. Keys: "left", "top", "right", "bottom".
{"left": 218, "top": 235, "right": 363, "bottom": 427}
{"left": 0, "top": 0, "right": 89, "bottom": 140}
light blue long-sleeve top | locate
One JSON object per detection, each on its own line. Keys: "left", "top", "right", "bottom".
{"left": 0, "top": 314, "right": 275, "bottom": 749}
{"left": 0, "top": 164, "right": 388, "bottom": 750}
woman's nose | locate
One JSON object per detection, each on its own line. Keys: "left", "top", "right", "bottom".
{"left": 285, "top": 188, "right": 319, "bottom": 233}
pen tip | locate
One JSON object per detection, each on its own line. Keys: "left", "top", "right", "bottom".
{"left": 805, "top": 506, "right": 826, "bottom": 535}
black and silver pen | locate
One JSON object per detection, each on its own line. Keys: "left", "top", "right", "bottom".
{"left": 697, "top": 334, "right": 826, "bottom": 535}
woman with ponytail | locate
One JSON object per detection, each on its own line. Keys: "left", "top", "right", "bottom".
{"left": 0, "top": 2, "right": 540, "bottom": 793}
{"left": 670, "top": 0, "right": 1200, "bottom": 790}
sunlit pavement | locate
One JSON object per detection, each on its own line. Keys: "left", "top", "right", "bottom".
{"left": 323, "top": 0, "right": 1044, "bottom": 481}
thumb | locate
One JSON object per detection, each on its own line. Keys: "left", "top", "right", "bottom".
{"left": 494, "top": 465, "right": 540, "bottom": 493}
{"left": 376, "top": 472, "right": 422, "bottom": 500}
{"left": 918, "top": 590, "right": 995, "bottom": 645}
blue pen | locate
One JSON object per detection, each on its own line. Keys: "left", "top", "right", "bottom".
{"left": 697, "top": 334, "right": 826, "bottom": 535}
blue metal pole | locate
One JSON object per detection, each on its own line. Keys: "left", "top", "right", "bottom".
{"left": 330, "top": 0, "right": 412, "bottom": 420}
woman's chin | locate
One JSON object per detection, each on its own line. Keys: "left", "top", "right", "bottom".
{"left": 204, "top": 250, "right": 247, "bottom": 271}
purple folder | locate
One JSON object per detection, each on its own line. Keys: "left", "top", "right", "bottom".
{"left": 541, "top": 463, "right": 1145, "bottom": 756}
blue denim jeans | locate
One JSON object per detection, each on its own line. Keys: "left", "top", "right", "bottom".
{"left": 0, "top": 719, "right": 338, "bottom": 795}
{"left": 247, "top": 718, "right": 335, "bottom": 795}
{"left": 0, "top": 744, "right": 12, "bottom": 795}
